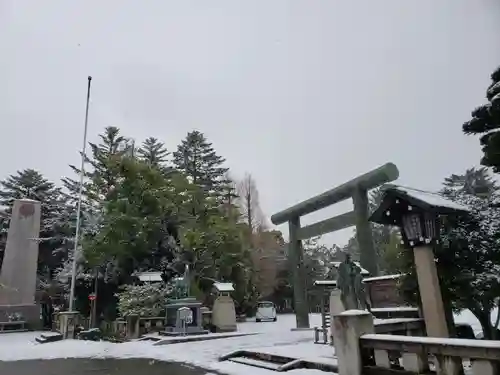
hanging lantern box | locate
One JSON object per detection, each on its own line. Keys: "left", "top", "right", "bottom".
{"left": 369, "top": 184, "right": 470, "bottom": 248}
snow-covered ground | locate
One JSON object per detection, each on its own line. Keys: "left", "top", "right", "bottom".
{"left": 0, "top": 311, "right": 492, "bottom": 375}
{"left": 0, "top": 314, "right": 326, "bottom": 375}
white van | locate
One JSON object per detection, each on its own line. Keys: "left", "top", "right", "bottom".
{"left": 255, "top": 301, "right": 277, "bottom": 322}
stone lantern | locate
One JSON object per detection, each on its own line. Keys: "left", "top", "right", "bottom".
{"left": 369, "top": 185, "right": 469, "bottom": 338}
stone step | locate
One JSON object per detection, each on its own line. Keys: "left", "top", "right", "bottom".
{"left": 228, "top": 357, "right": 281, "bottom": 371}
{"left": 36, "top": 332, "right": 63, "bottom": 344}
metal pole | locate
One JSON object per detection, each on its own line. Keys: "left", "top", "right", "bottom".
{"left": 69, "top": 76, "right": 92, "bottom": 311}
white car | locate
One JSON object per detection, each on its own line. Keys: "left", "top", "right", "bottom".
{"left": 255, "top": 301, "right": 277, "bottom": 322}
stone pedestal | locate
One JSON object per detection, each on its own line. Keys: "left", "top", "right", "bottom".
{"left": 0, "top": 199, "right": 42, "bottom": 329}
{"left": 332, "top": 310, "right": 375, "bottom": 375}
{"left": 161, "top": 297, "right": 208, "bottom": 336}
{"left": 58, "top": 311, "right": 79, "bottom": 339}
{"left": 212, "top": 295, "right": 237, "bottom": 332}
{"left": 126, "top": 315, "right": 140, "bottom": 339}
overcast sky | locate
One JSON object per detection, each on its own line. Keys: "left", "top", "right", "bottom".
{"left": 2, "top": 0, "right": 500, "bottom": 245}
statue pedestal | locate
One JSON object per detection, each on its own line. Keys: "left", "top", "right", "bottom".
{"left": 161, "top": 297, "right": 208, "bottom": 336}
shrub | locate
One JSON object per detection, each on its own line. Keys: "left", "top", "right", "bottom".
{"left": 116, "top": 284, "right": 171, "bottom": 317}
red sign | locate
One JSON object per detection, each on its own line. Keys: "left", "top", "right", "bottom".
{"left": 88, "top": 294, "right": 96, "bottom": 301}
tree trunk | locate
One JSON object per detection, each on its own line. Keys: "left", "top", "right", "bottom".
{"left": 493, "top": 301, "right": 500, "bottom": 339}
{"left": 476, "top": 310, "right": 494, "bottom": 340}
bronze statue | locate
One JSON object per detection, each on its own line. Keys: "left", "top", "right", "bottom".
{"left": 170, "top": 264, "right": 191, "bottom": 299}
{"left": 336, "top": 252, "right": 371, "bottom": 311}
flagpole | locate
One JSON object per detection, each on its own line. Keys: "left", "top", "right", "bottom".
{"left": 69, "top": 76, "right": 92, "bottom": 311}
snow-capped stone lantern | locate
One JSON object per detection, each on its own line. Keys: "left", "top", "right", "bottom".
{"left": 370, "top": 184, "right": 469, "bottom": 339}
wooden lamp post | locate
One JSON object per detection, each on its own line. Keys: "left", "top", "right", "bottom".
{"left": 369, "top": 185, "right": 469, "bottom": 338}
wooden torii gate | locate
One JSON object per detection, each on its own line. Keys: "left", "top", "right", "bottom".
{"left": 270, "top": 162, "right": 399, "bottom": 328}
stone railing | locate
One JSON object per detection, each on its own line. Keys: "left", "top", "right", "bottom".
{"left": 332, "top": 310, "right": 500, "bottom": 375}
{"left": 361, "top": 333, "right": 499, "bottom": 374}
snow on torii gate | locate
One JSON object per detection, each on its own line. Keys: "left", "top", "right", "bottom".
{"left": 270, "top": 162, "right": 399, "bottom": 329}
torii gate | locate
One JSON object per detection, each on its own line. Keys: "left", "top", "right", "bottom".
{"left": 270, "top": 163, "right": 399, "bottom": 328}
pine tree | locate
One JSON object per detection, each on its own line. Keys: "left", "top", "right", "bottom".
{"left": 463, "top": 65, "right": 500, "bottom": 171}
{"left": 0, "top": 169, "right": 55, "bottom": 208}
{"left": 172, "top": 131, "right": 229, "bottom": 199}
{"left": 137, "top": 137, "right": 170, "bottom": 168}
{"left": 0, "top": 169, "right": 70, "bottom": 278}
{"left": 62, "top": 126, "right": 132, "bottom": 205}
{"left": 59, "top": 126, "right": 133, "bottom": 307}
{"left": 442, "top": 167, "right": 497, "bottom": 197}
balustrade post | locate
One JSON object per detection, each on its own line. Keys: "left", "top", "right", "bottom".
{"left": 471, "top": 360, "right": 495, "bottom": 375}
{"left": 332, "top": 310, "right": 374, "bottom": 375}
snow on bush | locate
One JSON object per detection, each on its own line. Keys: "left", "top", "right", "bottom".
{"left": 116, "top": 283, "right": 172, "bottom": 317}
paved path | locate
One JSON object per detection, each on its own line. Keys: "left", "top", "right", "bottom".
{"left": 0, "top": 358, "right": 218, "bottom": 375}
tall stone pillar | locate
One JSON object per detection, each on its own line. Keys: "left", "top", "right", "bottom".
{"left": 289, "top": 216, "right": 310, "bottom": 329}
{"left": 352, "top": 188, "right": 378, "bottom": 276}
{"left": 0, "top": 199, "right": 41, "bottom": 327}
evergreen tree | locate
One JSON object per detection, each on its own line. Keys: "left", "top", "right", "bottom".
{"left": 0, "top": 169, "right": 70, "bottom": 278}
{"left": 463, "top": 65, "right": 500, "bottom": 171}
{"left": 173, "top": 131, "right": 229, "bottom": 200}
{"left": 62, "top": 126, "right": 132, "bottom": 205}
{"left": 137, "top": 137, "right": 170, "bottom": 168}
{"left": 58, "top": 126, "right": 133, "bottom": 312}
{"left": 442, "top": 167, "right": 497, "bottom": 197}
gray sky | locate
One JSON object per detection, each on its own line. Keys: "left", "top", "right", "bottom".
{"left": 2, "top": 0, "right": 500, "bottom": 245}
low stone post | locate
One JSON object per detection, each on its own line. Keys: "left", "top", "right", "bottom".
{"left": 332, "top": 310, "right": 375, "bottom": 375}
{"left": 58, "top": 311, "right": 79, "bottom": 339}
{"left": 126, "top": 315, "right": 140, "bottom": 339}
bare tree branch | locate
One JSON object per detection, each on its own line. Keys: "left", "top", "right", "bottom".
{"left": 236, "top": 173, "right": 266, "bottom": 232}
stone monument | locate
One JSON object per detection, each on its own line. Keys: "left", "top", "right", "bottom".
{"left": 0, "top": 199, "right": 42, "bottom": 328}
{"left": 161, "top": 264, "right": 208, "bottom": 336}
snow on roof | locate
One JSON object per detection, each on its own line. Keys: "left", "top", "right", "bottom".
{"left": 371, "top": 307, "right": 418, "bottom": 312}
{"left": 331, "top": 261, "right": 370, "bottom": 275}
{"left": 314, "top": 280, "right": 337, "bottom": 286}
{"left": 387, "top": 185, "right": 470, "bottom": 212}
{"left": 18, "top": 198, "right": 39, "bottom": 203}
{"left": 213, "top": 282, "right": 235, "bottom": 292}
{"left": 135, "top": 272, "right": 163, "bottom": 282}
{"left": 340, "top": 309, "right": 371, "bottom": 316}
{"left": 363, "top": 274, "right": 402, "bottom": 283}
